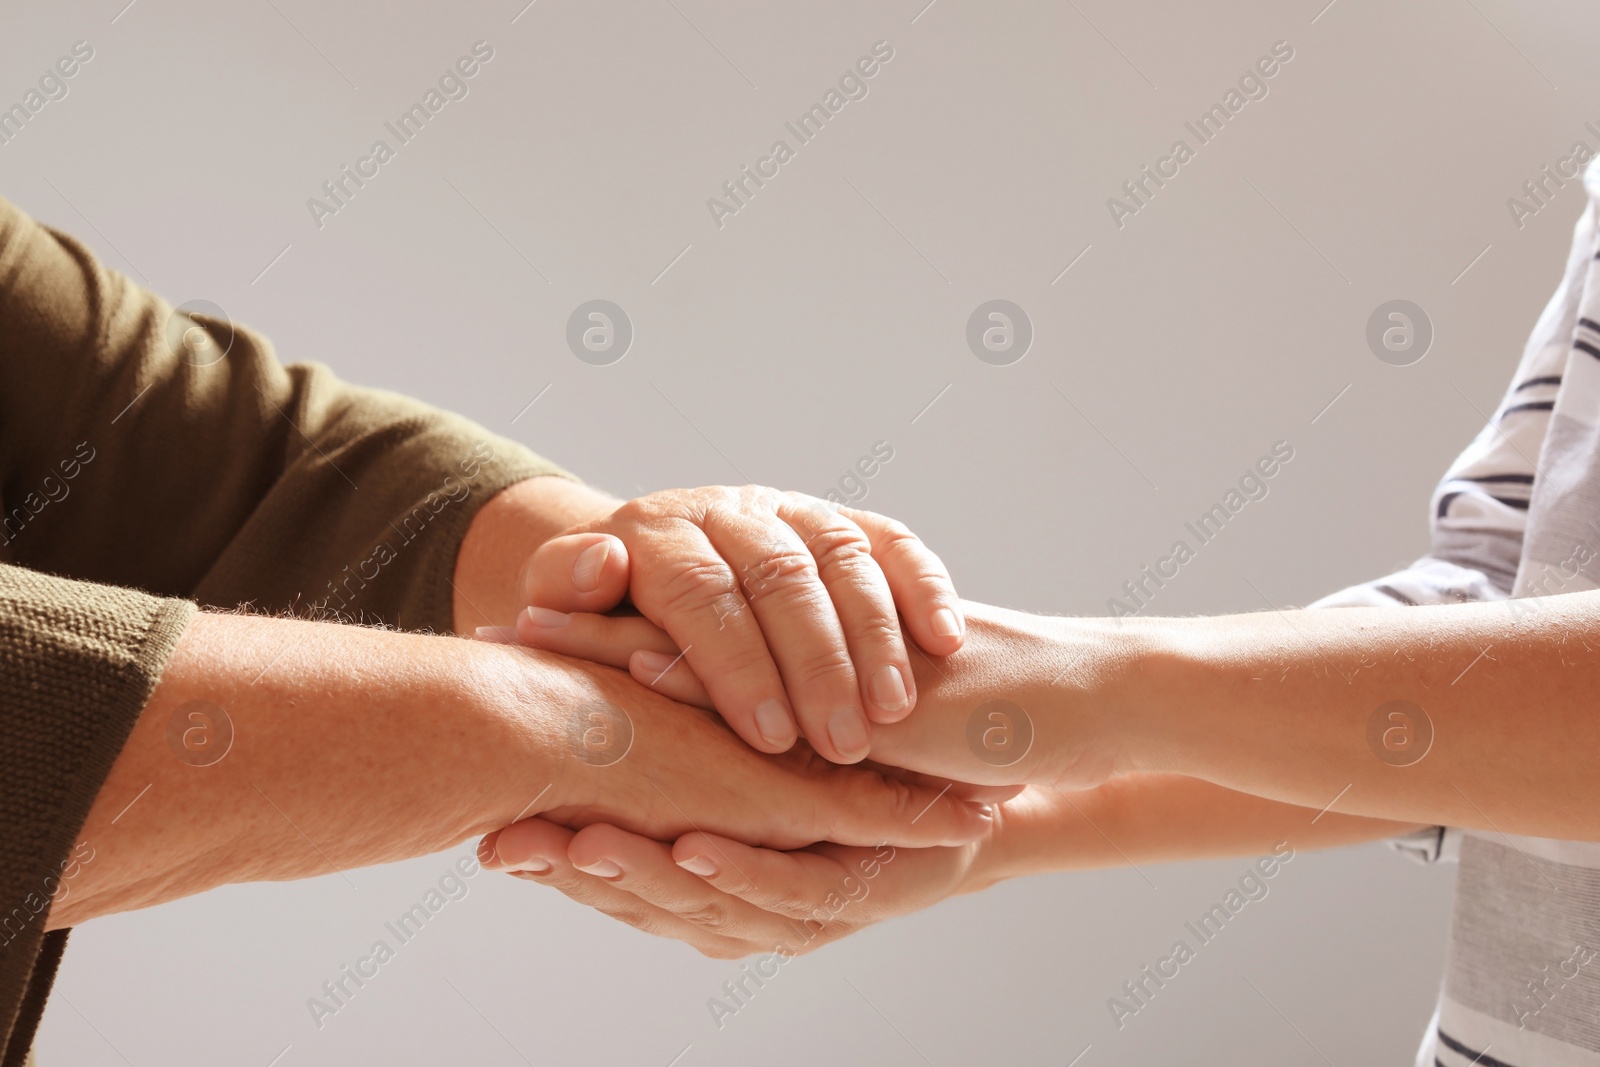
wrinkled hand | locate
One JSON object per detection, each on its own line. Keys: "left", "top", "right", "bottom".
{"left": 509, "top": 486, "right": 966, "bottom": 764}
{"left": 502, "top": 647, "right": 995, "bottom": 852}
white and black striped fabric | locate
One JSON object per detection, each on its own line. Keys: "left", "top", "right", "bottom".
{"left": 1310, "top": 157, "right": 1600, "bottom": 1067}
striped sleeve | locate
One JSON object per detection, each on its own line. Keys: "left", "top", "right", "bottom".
{"left": 1312, "top": 203, "right": 1594, "bottom": 610}
{"left": 1306, "top": 204, "right": 1596, "bottom": 866}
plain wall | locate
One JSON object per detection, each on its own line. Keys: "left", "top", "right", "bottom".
{"left": 4, "top": 0, "right": 1592, "bottom": 1063}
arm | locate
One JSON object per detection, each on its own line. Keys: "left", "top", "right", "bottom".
{"left": 865, "top": 596, "right": 1600, "bottom": 841}
{"left": 485, "top": 586, "right": 1599, "bottom": 957}
{"left": 479, "top": 602, "right": 1422, "bottom": 958}
{"left": 1, "top": 192, "right": 971, "bottom": 769}
{"left": 0, "top": 192, "right": 573, "bottom": 630}
{"left": 53, "top": 607, "right": 994, "bottom": 932}
{"left": 549, "top": 592, "right": 1580, "bottom": 842}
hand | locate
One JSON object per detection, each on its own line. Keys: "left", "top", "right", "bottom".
{"left": 509, "top": 486, "right": 967, "bottom": 764}
{"left": 476, "top": 808, "right": 1007, "bottom": 959}
{"left": 62, "top": 612, "right": 992, "bottom": 931}
{"left": 501, "top": 645, "right": 997, "bottom": 851}
{"left": 479, "top": 774, "right": 1418, "bottom": 958}
{"left": 498, "top": 597, "right": 1135, "bottom": 793}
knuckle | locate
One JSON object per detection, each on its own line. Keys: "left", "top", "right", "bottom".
{"left": 678, "top": 900, "right": 734, "bottom": 930}
{"left": 871, "top": 517, "right": 918, "bottom": 553}
{"left": 805, "top": 526, "right": 875, "bottom": 576}
{"left": 785, "top": 497, "right": 836, "bottom": 540}
{"left": 877, "top": 525, "right": 951, "bottom": 579}
{"left": 711, "top": 868, "right": 758, "bottom": 898}
{"left": 772, "top": 892, "right": 821, "bottom": 920}
{"left": 655, "top": 558, "right": 740, "bottom": 615}
{"left": 700, "top": 485, "right": 741, "bottom": 514}
{"left": 738, "top": 548, "right": 816, "bottom": 604}
{"left": 846, "top": 613, "right": 903, "bottom": 651}
{"left": 790, "top": 645, "right": 856, "bottom": 688}
{"left": 711, "top": 639, "right": 779, "bottom": 683}
{"left": 850, "top": 773, "right": 918, "bottom": 827}
{"left": 737, "top": 483, "right": 778, "bottom": 509}
{"left": 609, "top": 496, "right": 651, "bottom": 527}
{"left": 600, "top": 903, "right": 662, "bottom": 936}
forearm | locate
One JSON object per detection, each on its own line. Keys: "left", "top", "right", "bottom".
{"left": 877, "top": 596, "right": 1595, "bottom": 841}
{"left": 1118, "top": 591, "right": 1600, "bottom": 839}
{"left": 452, "top": 476, "right": 621, "bottom": 632}
{"left": 975, "top": 776, "right": 1417, "bottom": 888}
{"left": 53, "top": 611, "right": 572, "bottom": 929}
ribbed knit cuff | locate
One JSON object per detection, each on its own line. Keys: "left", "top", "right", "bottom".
{"left": 0, "top": 563, "right": 195, "bottom": 1059}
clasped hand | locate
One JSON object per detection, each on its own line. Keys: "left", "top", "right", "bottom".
{"left": 475, "top": 484, "right": 1114, "bottom": 959}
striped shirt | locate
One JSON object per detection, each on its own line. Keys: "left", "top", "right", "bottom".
{"left": 1311, "top": 156, "right": 1600, "bottom": 1067}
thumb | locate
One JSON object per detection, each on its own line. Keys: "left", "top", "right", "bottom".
{"left": 518, "top": 532, "right": 631, "bottom": 613}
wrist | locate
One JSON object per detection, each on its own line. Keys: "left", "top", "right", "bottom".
{"left": 455, "top": 643, "right": 595, "bottom": 837}
{"left": 1089, "top": 614, "right": 1211, "bottom": 779}
{"left": 61, "top": 615, "right": 576, "bottom": 928}
{"left": 948, "top": 603, "right": 1149, "bottom": 789}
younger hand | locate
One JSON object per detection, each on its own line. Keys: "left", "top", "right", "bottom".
{"left": 479, "top": 814, "right": 998, "bottom": 959}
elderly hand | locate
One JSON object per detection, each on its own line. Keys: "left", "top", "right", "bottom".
{"left": 506, "top": 486, "right": 966, "bottom": 764}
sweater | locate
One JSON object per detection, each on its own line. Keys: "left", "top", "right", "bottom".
{"left": 0, "top": 192, "right": 569, "bottom": 1063}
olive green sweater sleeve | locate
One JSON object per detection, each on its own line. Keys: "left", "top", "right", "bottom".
{"left": 0, "top": 566, "right": 194, "bottom": 1065}
{"left": 0, "top": 192, "right": 575, "bottom": 1061}
{"left": 0, "top": 192, "right": 573, "bottom": 628}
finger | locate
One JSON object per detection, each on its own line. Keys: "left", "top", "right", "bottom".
{"left": 513, "top": 608, "right": 679, "bottom": 672}
{"left": 567, "top": 824, "right": 815, "bottom": 949}
{"left": 818, "top": 769, "right": 996, "bottom": 847}
{"left": 778, "top": 494, "right": 915, "bottom": 726}
{"left": 518, "top": 532, "right": 631, "bottom": 614}
{"left": 670, "top": 832, "right": 873, "bottom": 926}
{"left": 628, "top": 649, "right": 714, "bottom": 709}
{"left": 505, "top": 608, "right": 717, "bottom": 708}
{"left": 839, "top": 507, "right": 965, "bottom": 657}
{"left": 702, "top": 500, "right": 870, "bottom": 763}
{"left": 484, "top": 819, "right": 754, "bottom": 958}
{"left": 622, "top": 514, "right": 802, "bottom": 755}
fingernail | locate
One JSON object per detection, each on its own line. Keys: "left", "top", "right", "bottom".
{"left": 512, "top": 857, "right": 552, "bottom": 874}
{"left": 474, "top": 626, "right": 521, "bottom": 644}
{"left": 677, "top": 855, "right": 717, "bottom": 877}
{"left": 521, "top": 606, "right": 570, "bottom": 629}
{"left": 931, "top": 607, "right": 963, "bottom": 640}
{"left": 755, "top": 699, "right": 796, "bottom": 747}
{"left": 635, "top": 649, "right": 676, "bottom": 678}
{"left": 572, "top": 540, "right": 611, "bottom": 592}
{"left": 827, "top": 708, "right": 869, "bottom": 759}
{"left": 477, "top": 838, "right": 501, "bottom": 869}
{"left": 871, "top": 665, "right": 909, "bottom": 713}
{"left": 575, "top": 858, "right": 622, "bottom": 878}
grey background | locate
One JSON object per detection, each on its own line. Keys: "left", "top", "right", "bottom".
{"left": 3, "top": 0, "right": 1590, "bottom": 1063}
